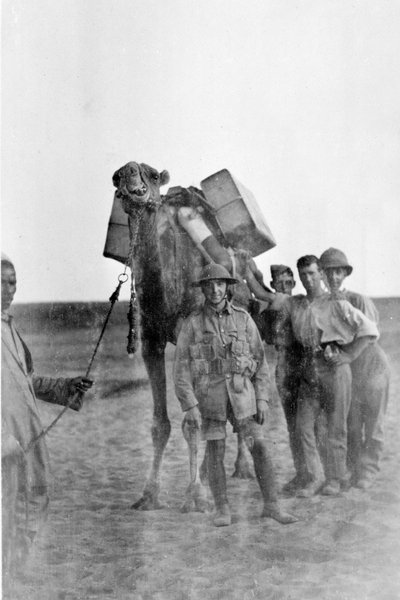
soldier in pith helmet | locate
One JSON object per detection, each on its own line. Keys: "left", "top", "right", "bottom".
{"left": 319, "top": 247, "right": 391, "bottom": 490}
{"left": 319, "top": 248, "right": 353, "bottom": 275}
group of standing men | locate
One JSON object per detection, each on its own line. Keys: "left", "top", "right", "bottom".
{"left": 173, "top": 247, "right": 390, "bottom": 525}
{"left": 267, "top": 249, "right": 390, "bottom": 498}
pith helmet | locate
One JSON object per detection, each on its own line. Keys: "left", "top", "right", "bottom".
{"left": 319, "top": 247, "right": 353, "bottom": 275}
{"left": 192, "top": 263, "right": 238, "bottom": 287}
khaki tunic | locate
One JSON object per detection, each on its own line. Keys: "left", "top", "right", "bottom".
{"left": 174, "top": 301, "right": 270, "bottom": 421}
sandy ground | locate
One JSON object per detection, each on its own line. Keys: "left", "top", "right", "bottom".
{"left": 5, "top": 300, "right": 400, "bottom": 600}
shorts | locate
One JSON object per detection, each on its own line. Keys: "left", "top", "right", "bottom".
{"left": 201, "top": 402, "right": 265, "bottom": 441}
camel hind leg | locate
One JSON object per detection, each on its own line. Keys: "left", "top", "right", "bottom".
{"left": 232, "top": 431, "right": 254, "bottom": 479}
{"left": 200, "top": 432, "right": 254, "bottom": 481}
{"left": 181, "top": 420, "right": 210, "bottom": 513}
{"left": 131, "top": 338, "right": 171, "bottom": 510}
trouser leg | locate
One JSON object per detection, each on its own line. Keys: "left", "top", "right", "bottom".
{"left": 281, "top": 393, "right": 307, "bottom": 479}
{"left": 207, "top": 439, "right": 227, "bottom": 508}
{"left": 319, "top": 362, "right": 352, "bottom": 482}
{"left": 360, "top": 371, "right": 390, "bottom": 476}
{"left": 297, "top": 386, "right": 325, "bottom": 482}
{"left": 347, "top": 387, "right": 363, "bottom": 480}
{"left": 276, "top": 359, "right": 304, "bottom": 476}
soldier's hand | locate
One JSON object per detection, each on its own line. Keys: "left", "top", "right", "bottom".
{"left": 326, "top": 350, "right": 352, "bottom": 367}
{"left": 256, "top": 400, "right": 268, "bottom": 425}
{"left": 184, "top": 405, "right": 202, "bottom": 429}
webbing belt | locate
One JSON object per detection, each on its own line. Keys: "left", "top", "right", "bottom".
{"left": 208, "top": 358, "right": 241, "bottom": 374}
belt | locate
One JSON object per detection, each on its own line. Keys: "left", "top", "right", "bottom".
{"left": 208, "top": 358, "right": 242, "bottom": 375}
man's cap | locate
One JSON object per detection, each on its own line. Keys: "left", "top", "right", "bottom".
{"left": 270, "top": 264, "right": 291, "bottom": 278}
{"left": 192, "top": 263, "right": 238, "bottom": 286}
{"left": 319, "top": 247, "right": 353, "bottom": 275}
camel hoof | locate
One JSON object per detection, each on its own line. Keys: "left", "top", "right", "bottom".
{"left": 181, "top": 482, "right": 210, "bottom": 513}
{"left": 232, "top": 463, "right": 254, "bottom": 479}
{"left": 180, "top": 499, "right": 196, "bottom": 513}
{"left": 195, "top": 498, "right": 211, "bottom": 513}
{"left": 180, "top": 498, "right": 210, "bottom": 513}
{"left": 131, "top": 494, "right": 164, "bottom": 511}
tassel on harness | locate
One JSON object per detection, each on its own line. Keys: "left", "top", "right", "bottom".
{"left": 127, "top": 274, "right": 139, "bottom": 357}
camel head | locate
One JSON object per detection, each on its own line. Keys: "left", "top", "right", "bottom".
{"left": 113, "top": 162, "right": 170, "bottom": 213}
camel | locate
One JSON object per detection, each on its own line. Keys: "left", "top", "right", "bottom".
{"left": 109, "top": 161, "right": 275, "bottom": 510}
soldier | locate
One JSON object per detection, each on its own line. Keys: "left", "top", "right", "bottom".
{"left": 1, "top": 254, "right": 93, "bottom": 583}
{"left": 268, "top": 265, "right": 309, "bottom": 494}
{"left": 278, "top": 255, "right": 379, "bottom": 497}
{"left": 173, "top": 263, "right": 297, "bottom": 527}
{"left": 319, "top": 248, "right": 391, "bottom": 490}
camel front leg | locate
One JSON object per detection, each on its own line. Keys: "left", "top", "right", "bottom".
{"left": 131, "top": 339, "right": 171, "bottom": 510}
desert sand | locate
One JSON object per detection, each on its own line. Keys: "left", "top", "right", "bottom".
{"left": 5, "top": 299, "right": 400, "bottom": 600}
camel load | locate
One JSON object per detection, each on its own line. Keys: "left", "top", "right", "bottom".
{"left": 103, "top": 168, "right": 276, "bottom": 266}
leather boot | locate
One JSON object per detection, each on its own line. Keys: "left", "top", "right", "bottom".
{"left": 261, "top": 502, "right": 298, "bottom": 524}
{"left": 213, "top": 503, "right": 232, "bottom": 527}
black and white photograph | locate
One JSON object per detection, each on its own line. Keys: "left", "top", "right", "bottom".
{"left": 2, "top": 1, "right": 400, "bottom": 598}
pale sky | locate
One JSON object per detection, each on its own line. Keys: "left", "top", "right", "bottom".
{"left": 2, "top": 0, "right": 400, "bottom": 302}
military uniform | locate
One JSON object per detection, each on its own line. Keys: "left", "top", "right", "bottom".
{"left": 174, "top": 262, "right": 297, "bottom": 526}
{"left": 174, "top": 300, "right": 270, "bottom": 436}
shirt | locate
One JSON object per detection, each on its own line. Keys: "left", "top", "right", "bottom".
{"left": 279, "top": 293, "right": 379, "bottom": 350}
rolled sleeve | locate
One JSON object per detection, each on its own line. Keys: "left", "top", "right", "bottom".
{"left": 32, "top": 374, "right": 71, "bottom": 406}
{"left": 338, "top": 300, "right": 380, "bottom": 341}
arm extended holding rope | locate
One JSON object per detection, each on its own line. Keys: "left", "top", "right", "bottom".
{"left": 25, "top": 272, "right": 129, "bottom": 454}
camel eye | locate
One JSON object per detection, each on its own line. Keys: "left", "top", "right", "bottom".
{"left": 150, "top": 171, "right": 159, "bottom": 181}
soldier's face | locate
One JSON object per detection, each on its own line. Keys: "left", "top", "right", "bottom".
{"left": 271, "top": 273, "right": 295, "bottom": 295}
{"left": 298, "top": 263, "right": 323, "bottom": 295}
{"left": 324, "top": 267, "right": 348, "bottom": 294}
{"left": 1, "top": 264, "right": 17, "bottom": 311}
{"left": 202, "top": 279, "right": 227, "bottom": 307}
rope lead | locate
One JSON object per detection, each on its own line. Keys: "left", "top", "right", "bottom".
{"left": 26, "top": 272, "right": 129, "bottom": 453}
